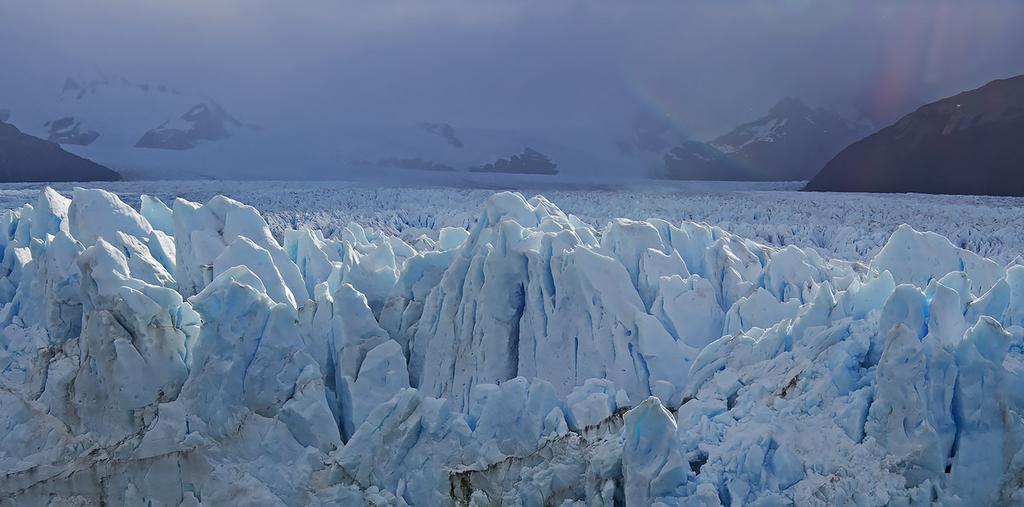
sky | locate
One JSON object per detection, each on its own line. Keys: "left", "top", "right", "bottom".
{"left": 3, "top": 0, "right": 1024, "bottom": 139}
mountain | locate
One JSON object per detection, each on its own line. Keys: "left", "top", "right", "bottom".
{"left": 36, "top": 73, "right": 201, "bottom": 147}
{"left": 806, "top": 75, "right": 1024, "bottom": 196}
{"left": 664, "top": 98, "right": 871, "bottom": 181}
{"left": 617, "top": 110, "right": 678, "bottom": 155}
{"left": 3, "top": 73, "right": 269, "bottom": 176}
{"left": 135, "top": 102, "right": 243, "bottom": 150}
{"left": 0, "top": 121, "right": 119, "bottom": 182}
{"left": 41, "top": 75, "right": 251, "bottom": 152}
{"left": 9, "top": 73, "right": 720, "bottom": 181}
{"left": 44, "top": 116, "right": 100, "bottom": 146}
{"left": 663, "top": 141, "right": 742, "bottom": 180}
{"left": 470, "top": 147, "right": 558, "bottom": 175}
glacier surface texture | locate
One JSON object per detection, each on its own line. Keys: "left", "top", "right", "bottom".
{"left": 2, "top": 186, "right": 1024, "bottom": 506}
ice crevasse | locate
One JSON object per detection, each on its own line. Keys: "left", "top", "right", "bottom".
{"left": 0, "top": 187, "right": 1023, "bottom": 505}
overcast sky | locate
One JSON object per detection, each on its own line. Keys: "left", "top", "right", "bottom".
{"left": 3, "top": 0, "right": 1024, "bottom": 138}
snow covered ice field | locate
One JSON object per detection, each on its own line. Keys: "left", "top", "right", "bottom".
{"left": 2, "top": 180, "right": 1024, "bottom": 505}
{"left": 2, "top": 179, "right": 1024, "bottom": 263}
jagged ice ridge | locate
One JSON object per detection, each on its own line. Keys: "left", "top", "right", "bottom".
{"left": 1, "top": 187, "right": 1023, "bottom": 505}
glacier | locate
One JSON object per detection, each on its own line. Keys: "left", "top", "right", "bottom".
{"left": 7, "top": 180, "right": 1024, "bottom": 265}
{"left": 1, "top": 186, "right": 1024, "bottom": 505}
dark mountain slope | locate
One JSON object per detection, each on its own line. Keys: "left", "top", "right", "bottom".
{"left": 806, "top": 75, "right": 1024, "bottom": 196}
{"left": 0, "top": 121, "right": 120, "bottom": 182}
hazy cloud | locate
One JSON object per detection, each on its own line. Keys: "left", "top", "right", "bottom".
{"left": 2, "top": 0, "right": 1024, "bottom": 137}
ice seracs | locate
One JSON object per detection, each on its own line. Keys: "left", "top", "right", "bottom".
{"left": 2, "top": 186, "right": 1024, "bottom": 505}
{"left": 872, "top": 223, "right": 1003, "bottom": 295}
{"left": 172, "top": 193, "right": 309, "bottom": 303}
{"left": 622, "top": 397, "right": 688, "bottom": 505}
{"left": 73, "top": 239, "right": 193, "bottom": 438}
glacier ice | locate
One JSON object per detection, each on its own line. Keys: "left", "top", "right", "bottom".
{"left": 140, "top": 193, "right": 174, "bottom": 235}
{"left": 872, "top": 223, "right": 1003, "bottom": 296}
{"left": 172, "top": 193, "right": 309, "bottom": 304}
{"left": 621, "top": 397, "right": 687, "bottom": 505}
{"left": 2, "top": 186, "right": 1024, "bottom": 505}
{"left": 68, "top": 187, "right": 153, "bottom": 247}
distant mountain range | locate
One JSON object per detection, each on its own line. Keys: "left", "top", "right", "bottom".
{"left": 662, "top": 98, "right": 871, "bottom": 181}
{"left": 0, "top": 121, "right": 119, "bottom": 182}
{"left": 135, "top": 102, "right": 245, "bottom": 150}
{"left": 35, "top": 74, "right": 253, "bottom": 151}
{"left": 470, "top": 147, "right": 558, "bottom": 175}
{"left": 1, "top": 74, "right": 585, "bottom": 179}
{"left": 806, "top": 75, "right": 1024, "bottom": 196}
{"left": 3, "top": 73, "right": 902, "bottom": 183}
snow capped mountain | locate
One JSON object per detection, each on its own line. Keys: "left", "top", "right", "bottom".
{"left": 663, "top": 139, "right": 733, "bottom": 171}
{"left": 0, "top": 121, "right": 119, "bottom": 182}
{"left": 2, "top": 73, "right": 272, "bottom": 179}
{"left": 43, "top": 116, "right": 99, "bottom": 146}
{"left": 0, "top": 73, "right": 739, "bottom": 182}
{"left": 135, "top": 101, "right": 246, "bottom": 150}
{"left": 0, "top": 75, "right": 877, "bottom": 184}
{"left": 33, "top": 73, "right": 206, "bottom": 148}
{"left": 712, "top": 97, "right": 812, "bottom": 153}
{"left": 2, "top": 73, "right": 655, "bottom": 181}
{"left": 664, "top": 98, "right": 871, "bottom": 181}
{"left": 806, "top": 74, "right": 1024, "bottom": 196}
{"left": 3, "top": 186, "right": 1024, "bottom": 504}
